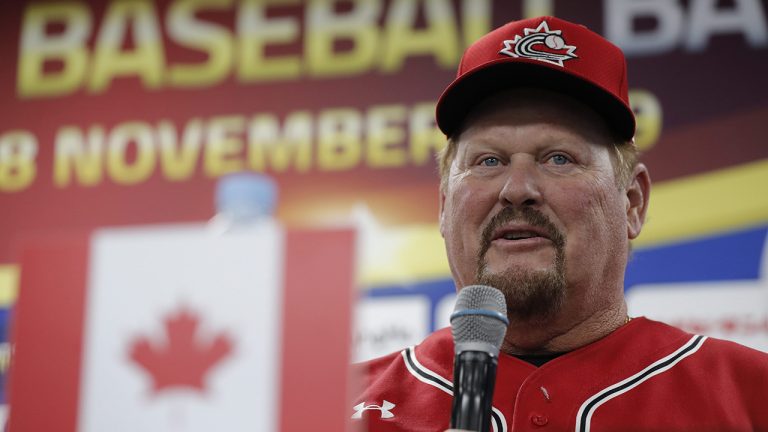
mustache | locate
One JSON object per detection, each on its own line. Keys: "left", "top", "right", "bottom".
{"left": 478, "top": 206, "right": 566, "bottom": 259}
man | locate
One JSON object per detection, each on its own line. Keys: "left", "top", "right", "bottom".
{"left": 352, "top": 16, "right": 768, "bottom": 432}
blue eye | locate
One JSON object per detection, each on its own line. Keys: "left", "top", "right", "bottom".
{"left": 481, "top": 157, "right": 500, "bottom": 166}
{"left": 550, "top": 154, "right": 570, "bottom": 165}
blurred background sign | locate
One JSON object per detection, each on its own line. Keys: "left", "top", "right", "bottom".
{"left": 9, "top": 222, "right": 356, "bottom": 432}
{"left": 0, "top": 0, "right": 767, "bottom": 427}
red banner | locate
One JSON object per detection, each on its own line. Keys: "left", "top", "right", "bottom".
{"left": 1, "top": 0, "right": 767, "bottom": 264}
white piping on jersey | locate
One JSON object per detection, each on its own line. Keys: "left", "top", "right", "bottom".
{"left": 400, "top": 347, "right": 509, "bottom": 432}
{"left": 401, "top": 346, "right": 453, "bottom": 393}
{"left": 575, "top": 334, "right": 708, "bottom": 432}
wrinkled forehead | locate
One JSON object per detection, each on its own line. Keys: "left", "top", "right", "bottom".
{"left": 454, "top": 88, "right": 617, "bottom": 147}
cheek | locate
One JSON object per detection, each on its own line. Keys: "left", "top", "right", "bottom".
{"left": 557, "top": 178, "right": 627, "bottom": 251}
{"left": 446, "top": 179, "right": 497, "bottom": 229}
{"left": 442, "top": 181, "right": 499, "bottom": 275}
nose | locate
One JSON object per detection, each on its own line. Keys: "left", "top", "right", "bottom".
{"left": 498, "top": 158, "right": 542, "bottom": 207}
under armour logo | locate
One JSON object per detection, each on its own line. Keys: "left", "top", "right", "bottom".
{"left": 351, "top": 400, "right": 396, "bottom": 419}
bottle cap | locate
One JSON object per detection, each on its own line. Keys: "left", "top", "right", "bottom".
{"left": 215, "top": 173, "right": 278, "bottom": 219}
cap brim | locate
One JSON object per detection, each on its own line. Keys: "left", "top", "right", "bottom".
{"left": 436, "top": 59, "right": 635, "bottom": 140}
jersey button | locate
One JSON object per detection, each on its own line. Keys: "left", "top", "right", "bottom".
{"left": 530, "top": 412, "right": 549, "bottom": 426}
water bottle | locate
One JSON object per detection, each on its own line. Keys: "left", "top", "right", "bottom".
{"left": 209, "top": 173, "right": 278, "bottom": 234}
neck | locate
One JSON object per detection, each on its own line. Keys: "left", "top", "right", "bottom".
{"left": 500, "top": 301, "right": 629, "bottom": 355}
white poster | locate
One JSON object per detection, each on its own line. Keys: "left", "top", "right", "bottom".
{"left": 79, "top": 223, "right": 283, "bottom": 432}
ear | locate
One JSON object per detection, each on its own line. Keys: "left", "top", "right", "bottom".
{"left": 438, "top": 189, "right": 447, "bottom": 238}
{"left": 626, "top": 163, "right": 651, "bottom": 239}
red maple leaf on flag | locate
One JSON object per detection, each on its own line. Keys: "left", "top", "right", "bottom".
{"left": 129, "top": 306, "right": 233, "bottom": 394}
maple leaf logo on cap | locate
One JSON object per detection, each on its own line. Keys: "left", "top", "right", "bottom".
{"left": 129, "top": 306, "right": 234, "bottom": 394}
{"left": 499, "top": 20, "right": 578, "bottom": 67}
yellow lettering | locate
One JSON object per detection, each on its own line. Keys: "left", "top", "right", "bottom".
{"left": 166, "top": 0, "right": 234, "bottom": 88}
{"left": 629, "top": 89, "right": 663, "bottom": 151}
{"left": 204, "top": 115, "right": 246, "bottom": 177}
{"left": 107, "top": 122, "right": 156, "bottom": 185}
{"left": 54, "top": 125, "right": 104, "bottom": 187}
{"left": 248, "top": 112, "right": 312, "bottom": 173}
{"left": 317, "top": 109, "right": 361, "bottom": 171}
{"left": 17, "top": 2, "right": 91, "bottom": 98}
{"left": 89, "top": 0, "right": 165, "bottom": 93}
{"left": 305, "top": 0, "right": 380, "bottom": 76}
{"left": 0, "top": 131, "right": 38, "bottom": 192}
{"left": 523, "top": 0, "right": 554, "bottom": 20}
{"left": 380, "top": 0, "right": 459, "bottom": 72}
{"left": 461, "top": 0, "right": 492, "bottom": 47}
{"left": 366, "top": 105, "right": 407, "bottom": 168}
{"left": 237, "top": 0, "right": 301, "bottom": 81}
{"left": 157, "top": 119, "right": 203, "bottom": 181}
{"left": 0, "top": 265, "right": 19, "bottom": 313}
{"left": 409, "top": 102, "right": 445, "bottom": 165}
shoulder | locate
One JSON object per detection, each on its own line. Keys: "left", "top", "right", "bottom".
{"left": 636, "top": 317, "right": 768, "bottom": 360}
{"left": 696, "top": 334, "right": 768, "bottom": 374}
{"left": 349, "top": 329, "right": 455, "bottom": 431}
{"left": 575, "top": 318, "right": 768, "bottom": 430}
{"left": 596, "top": 316, "right": 702, "bottom": 360}
{"left": 632, "top": 317, "right": 768, "bottom": 362}
{"left": 353, "top": 327, "right": 454, "bottom": 389}
{"left": 636, "top": 317, "right": 768, "bottom": 399}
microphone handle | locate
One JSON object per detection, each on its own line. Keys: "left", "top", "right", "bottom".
{"left": 450, "top": 351, "right": 498, "bottom": 432}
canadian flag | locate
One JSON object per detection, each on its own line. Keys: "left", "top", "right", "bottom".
{"left": 9, "top": 222, "right": 356, "bottom": 432}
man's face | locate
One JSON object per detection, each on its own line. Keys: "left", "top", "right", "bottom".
{"left": 439, "top": 90, "right": 645, "bottom": 322}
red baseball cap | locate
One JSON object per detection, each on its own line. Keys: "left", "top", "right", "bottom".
{"left": 436, "top": 16, "right": 635, "bottom": 140}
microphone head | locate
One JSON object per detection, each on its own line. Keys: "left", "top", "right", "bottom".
{"left": 450, "top": 285, "right": 508, "bottom": 356}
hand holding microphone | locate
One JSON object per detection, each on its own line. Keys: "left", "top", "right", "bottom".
{"left": 450, "top": 285, "right": 508, "bottom": 432}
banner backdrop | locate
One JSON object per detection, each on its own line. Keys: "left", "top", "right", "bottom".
{"left": 1, "top": 0, "right": 767, "bottom": 401}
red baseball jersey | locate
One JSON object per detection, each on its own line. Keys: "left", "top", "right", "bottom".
{"left": 351, "top": 317, "right": 768, "bottom": 432}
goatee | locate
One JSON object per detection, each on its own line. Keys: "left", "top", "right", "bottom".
{"left": 475, "top": 206, "right": 567, "bottom": 321}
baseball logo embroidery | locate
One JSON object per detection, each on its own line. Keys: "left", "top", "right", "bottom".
{"left": 351, "top": 400, "right": 396, "bottom": 419}
{"left": 499, "top": 21, "right": 577, "bottom": 67}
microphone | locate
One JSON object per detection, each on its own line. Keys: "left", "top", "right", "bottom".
{"left": 449, "top": 285, "right": 509, "bottom": 432}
